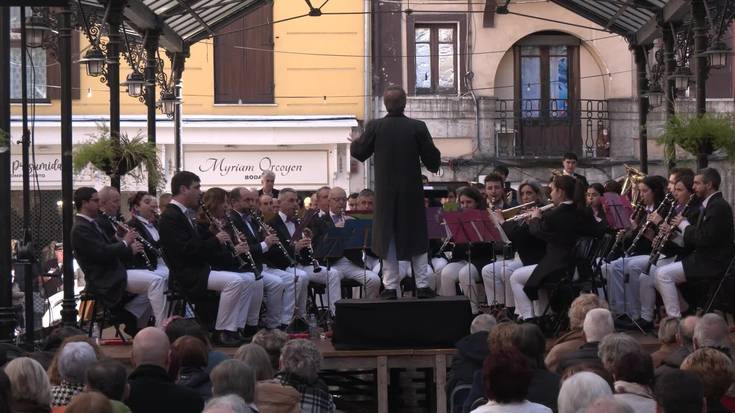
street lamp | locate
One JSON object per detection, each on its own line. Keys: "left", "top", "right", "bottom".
{"left": 79, "top": 48, "right": 105, "bottom": 77}
{"left": 158, "top": 91, "right": 179, "bottom": 116}
{"left": 701, "top": 42, "right": 730, "bottom": 70}
{"left": 645, "top": 84, "right": 664, "bottom": 108}
{"left": 123, "top": 71, "right": 146, "bottom": 98}
{"left": 25, "top": 14, "right": 54, "bottom": 48}
{"left": 669, "top": 67, "right": 692, "bottom": 93}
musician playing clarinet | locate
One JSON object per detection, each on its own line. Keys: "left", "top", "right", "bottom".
{"left": 654, "top": 168, "right": 735, "bottom": 318}
{"left": 71, "top": 187, "right": 150, "bottom": 336}
{"left": 125, "top": 191, "right": 170, "bottom": 327}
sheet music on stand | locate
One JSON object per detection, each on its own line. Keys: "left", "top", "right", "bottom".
{"left": 425, "top": 207, "right": 445, "bottom": 240}
{"left": 602, "top": 192, "right": 633, "bottom": 230}
{"left": 442, "top": 209, "right": 503, "bottom": 244}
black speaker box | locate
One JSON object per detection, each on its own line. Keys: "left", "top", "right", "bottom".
{"left": 332, "top": 296, "right": 473, "bottom": 350}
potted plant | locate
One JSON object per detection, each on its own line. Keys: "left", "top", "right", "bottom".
{"left": 73, "top": 124, "right": 164, "bottom": 190}
{"left": 657, "top": 114, "right": 735, "bottom": 168}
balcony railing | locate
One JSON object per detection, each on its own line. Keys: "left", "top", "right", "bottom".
{"left": 493, "top": 99, "right": 610, "bottom": 158}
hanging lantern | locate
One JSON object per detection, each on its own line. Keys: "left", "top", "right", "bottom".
{"left": 645, "top": 84, "right": 664, "bottom": 108}
{"left": 25, "top": 15, "right": 54, "bottom": 48}
{"left": 123, "top": 72, "right": 146, "bottom": 98}
{"left": 158, "top": 91, "right": 179, "bottom": 116}
{"left": 79, "top": 48, "right": 106, "bottom": 77}
{"left": 669, "top": 67, "right": 691, "bottom": 93}
{"left": 702, "top": 42, "right": 730, "bottom": 70}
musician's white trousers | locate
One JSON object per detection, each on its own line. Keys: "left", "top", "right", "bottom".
{"left": 638, "top": 256, "right": 674, "bottom": 322}
{"left": 331, "top": 257, "right": 381, "bottom": 299}
{"left": 263, "top": 266, "right": 299, "bottom": 325}
{"left": 126, "top": 265, "right": 169, "bottom": 327}
{"left": 259, "top": 270, "right": 286, "bottom": 329}
{"left": 207, "top": 270, "right": 262, "bottom": 332}
{"left": 481, "top": 258, "right": 524, "bottom": 307}
{"left": 603, "top": 255, "right": 649, "bottom": 319}
{"left": 653, "top": 261, "right": 689, "bottom": 318}
{"left": 298, "top": 265, "right": 341, "bottom": 315}
{"left": 510, "top": 264, "right": 549, "bottom": 320}
{"left": 382, "top": 239, "right": 430, "bottom": 291}
{"left": 457, "top": 263, "right": 486, "bottom": 314}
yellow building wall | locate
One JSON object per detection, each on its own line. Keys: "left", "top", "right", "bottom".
{"left": 12, "top": 0, "right": 366, "bottom": 119}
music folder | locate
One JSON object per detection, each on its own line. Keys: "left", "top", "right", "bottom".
{"left": 602, "top": 192, "right": 633, "bottom": 230}
{"left": 313, "top": 227, "right": 351, "bottom": 261}
{"left": 442, "top": 209, "right": 502, "bottom": 244}
{"left": 343, "top": 219, "right": 372, "bottom": 251}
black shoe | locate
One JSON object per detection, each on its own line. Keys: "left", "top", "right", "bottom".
{"left": 634, "top": 318, "right": 654, "bottom": 331}
{"left": 614, "top": 314, "right": 635, "bottom": 330}
{"left": 213, "top": 330, "right": 244, "bottom": 347}
{"left": 380, "top": 289, "right": 397, "bottom": 300}
{"left": 238, "top": 325, "right": 259, "bottom": 342}
{"left": 286, "top": 318, "right": 309, "bottom": 334}
{"left": 416, "top": 287, "right": 437, "bottom": 299}
{"left": 112, "top": 310, "right": 139, "bottom": 338}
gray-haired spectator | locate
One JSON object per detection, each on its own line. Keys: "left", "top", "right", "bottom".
{"left": 50, "top": 341, "right": 97, "bottom": 406}
{"left": 546, "top": 294, "right": 607, "bottom": 372}
{"left": 210, "top": 360, "right": 256, "bottom": 410}
{"left": 693, "top": 313, "right": 731, "bottom": 352}
{"left": 251, "top": 327, "right": 289, "bottom": 371}
{"left": 203, "top": 394, "right": 251, "bottom": 413}
{"left": 656, "top": 315, "right": 699, "bottom": 379}
{"left": 4, "top": 357, "right": 51, "bottom": 413}
{"left": 655, "top": 370, "right": 705, "bottom": 413}
{"left": 558, "top": 372, "right": 613, "bottom": 413}
{"left": 582, "top": 397, "right": 634, "bottom": 413}
{"left": 274, "top": 339, "right": 335, "bottom": 413}
{"left": 651, "top": 317, "right": 681, "bottom": 368}
{"left": 258, "top": 171, "right": 279, "bottom": 199}
{"left": 556, "top": 308, "right": 613, "bottom": 374}
{"left": 598, "top": 333, "right": 642, "bottom": 374}
{"left": 85, "top": 360, "right": 131, "bottom": 413}
{"left": 448, "top": 314, "right": 496, "bottom": 399}
{"left": 234, "top": 344, "right": 274, "bottom": 381}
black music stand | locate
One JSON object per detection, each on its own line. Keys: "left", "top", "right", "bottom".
{"left": 313, "top": 226, "right": 353, "bottom": 326}
{"left": 343, "top": 219, "right": 372, "bottom": 297}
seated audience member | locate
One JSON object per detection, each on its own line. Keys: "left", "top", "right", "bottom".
{"left": 203, "top": 395, "right": 251, "bottom": 413}
{"left": 557, "top": 372, "right": 613, "bottom": 413}
{"left": 447, "top": 314, "right": 497, "bottom": 399}
{"left": 656, "top": 316, "right": 698, "bottom": 379}
{"left": 681, "top": 348, "right": 734, "bottom": 413}
{"left": 598, "top": 333, "right": 643, "bottom": 375}
{"left": 514, "top": 324, "right": 560, "bottom": 411}
{"left": 545, "top": 294, "right": 607, "bottom": 372}
{"left": 693, "top": 313, "right": 731, "bottom": 353}
{"left": 469, "top": 349, "right": 551, "bottom": 413}
{"left": 581, "top": 398, "right": 633, "bottom": 413}
{"left": 210, "top": 360, "right": 260, "bottom": 413}
{"left": 50, "top": 342, "right": 97, "bottom": 407}
{"left": 64, "top": 392, "right": 113, "bottom": 413}
{"left": 0, "top": 369, "right": 11, "bottom": 413}
{"left": 164, "top": 318, "right": 228, "bottom": 374}
{"left": 651, "top": 317, "right": 681, "bottom": 368}
{"left": 610, "top": 351, "right": 655, "bottom": 413}
{"left": 84, "top": 360, "right": 131, "bottom": 413}
{"left": 126, "top": 327, "right": 204, "bottom": 413}
{"left": 655, "top": 370, "right": 706, "bottom": 413}
{"left": 172, "top": 336, "right": 212, "bottom": 401}
{"left": 251, "top": 329, "right": 289, "bottom": 371}
{"left": 559, "top": 363, "right": 614, "bottom": 390}
{"left": 557, "top": 308, "right": 613, "bottom": 374}
{"left": 33, "top": 327, "right": 86, "bottom": 370}
{"left": 47, "top": 336, "right": 102, "bottom": 386}
{"left": 4, "top": 357, "right": 52, "bottom": 413}
{"left": 275, "top": 340, "right": 335, "bottom": 413}
{"left": 234, "top": 344, "right": 274, "bottom": 381}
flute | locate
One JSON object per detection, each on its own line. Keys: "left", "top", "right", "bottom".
{"left": 505, "top": 203, "right": 554, "bottom": 222}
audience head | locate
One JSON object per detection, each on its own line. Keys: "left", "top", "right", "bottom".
{"left": 558, "top": 372, "right": 613, "bottom": 413}
{"left": 612, "top": 351, "right": 653, "bottom": 388}
{"left": 658, "top": 317, "right": 680, "bottom": 345}
{"left": 681, "top": 347, "right": 734, "bottom": 401}
{"left": 165, "top": 318, "right": 212, "bottom": 349}
{"left": 210, "top": 360, "right": 256, "bottom": 403}
{"left": 171, "top": 335, "right": 208, "bottom": 374}
{"left": 512, "top": 323, "right": 546, "bottom": 369}
{"left": 560, "top": 363, "right": 614, "bottom": 390}
{"left": 4, "top": 357, "right": 51, "bottom": 406}
{"left": 251, "top": 329, "right": 288, "bottom": 370}
{"left": 483, "top": 349, "right": 532, "bottom": 405}
{"left": 487, "top": 322, "right": 520, "bottom": 351}
{"left": 280, "top": 339, "right": 322, "bottom": 384}
{"left": 655, "top": 370, "right": 705, "bottom": 413}
{"left": 65, "top": 391, "right": 114, "bottom": 413}
{"left": 0, "top": 370, "right": 9, "bottom": 413}
{"left": 132, "top": 327, "right": 170, "bottom": 369}
{"left": 693, "top": 313, "right": 730, "bottom": 351}
{"left": 47, "top": 335, "right": 102, "bottom": 385}
{"left": 58, "top": 341, "right": 97, "bottom": 384}
{"left": 203, "top": 394, "right": 250, "bottom": 413}
{"left": 85, "top": 360, "right": 128, "bottom": 402}
{"left": 583, "top": 308, "right": 613, "bottom": 343}
{"left": 679, "top": 315, "right": 699, "bottom": 348}
{"left": 598, "top": 333, "right": 642, "bottom": 374}
{"left": 42, "top": 326, "right": 86, "bottom": 352}
{"left": 582, "top": 397, "right": 633, "bottom": 413}
{"left": 470, "top": 314, "right": 497, "bottom": 335}
{"left": 569, "top": 294, "right": 608, "bottom": 330}
{"left": 234, "top": 344, "right": 274, "bottom": 381}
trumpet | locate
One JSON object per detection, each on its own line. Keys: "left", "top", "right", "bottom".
{"left": 100, "top": 212, "right": 157, "bottom": 271}
{"left": 199, "top": 201, "right": 251, "bottom": 272}
{"left": 500, "top": 202, "right": 536, "bottom": 220}
{"left": 252, "top": 211, "right": 296, "bottom": 266}
{"left": 224, "top": 214, "right": 262, "bottom": 280}
{"left": 506, "top": 203, "right": 554, "bottom": 222}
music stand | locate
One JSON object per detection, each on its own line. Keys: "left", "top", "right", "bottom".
{"left": 602, "top": 192, "right": 633, "bottom": 230}
{"left": 312, "top": 226, "right": 351, "bottom": 327}
{"left": 343, "top": 219, "right": 373, "bottom": 297}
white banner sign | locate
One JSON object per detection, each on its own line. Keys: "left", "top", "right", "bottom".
{"left": 185, "top": 151, "right": 330, "bottom": 186}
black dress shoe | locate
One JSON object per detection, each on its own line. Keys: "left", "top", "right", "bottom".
{"left": 286, "top": 318, "right": 309, "bottom": 334}
{"left": 380, "top": 289, "right": 397, "bottom": 300}
{"left": 634, "top": 318, "right": 654, "bottom": 331}
{"left": 213, "top": 330, "right": 244, "bottom": 347}
{"left": 239, "top": 325, "right": 260, "bottom": 341}
{"left": 416, "top": 287, "right": 437, "bottom": 299}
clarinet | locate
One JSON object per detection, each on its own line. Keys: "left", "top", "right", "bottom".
{"left": 224, "top": 215, "right": 263, "bottom": 280}
{"left": 646, "top": 194, "right": 696, "bottom": 271}
{"left": 199, "top": 201, "right": 250, "bottom": 272}
{"left": 293, "top": 215, "right": 322, "bottom": 273}
{"left": 624, "top": 193, "right": 674, "bottom": 257}
{"left": 252, "top": 212, "right": 297, "bottom": 266}
{"left": 100, "top": 212, "right": 156, "bottom": 271}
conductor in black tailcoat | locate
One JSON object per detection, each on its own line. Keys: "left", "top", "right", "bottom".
{"left": 350, "top": 86, "right": 441, "bottom": 299}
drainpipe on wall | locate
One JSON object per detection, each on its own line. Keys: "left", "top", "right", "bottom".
{"left": 467, "top": 0, "right": 480, "bottom": 155}
{"left": 363, "top": 0, "right": 373, "bottom": 190}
